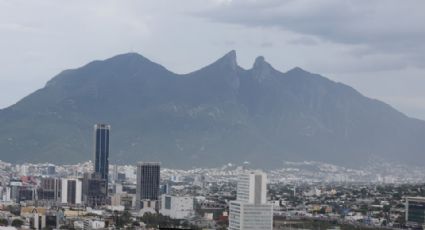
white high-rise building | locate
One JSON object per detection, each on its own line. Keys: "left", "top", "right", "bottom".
{"left": 61, "top": 178, "right": 82, "bottom": 205}
{"left": 1, "top": 186, "right": 11, "bottom": 202}
{"left": 229, "top": 171, "right": 273, "bottom": 230}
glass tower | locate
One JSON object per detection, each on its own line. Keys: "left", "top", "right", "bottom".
{"left": 94, "top": 124, "right": 110, "bottom": 182}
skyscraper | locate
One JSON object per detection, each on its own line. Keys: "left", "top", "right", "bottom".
{"left": 136, "top": 162, "right": 160, "bottom": 209}
{"left": 229, "top": 171, "right": 273, "bottom": 230}
{"left": 94, "top": 124, "right": 110, "bottom": 182}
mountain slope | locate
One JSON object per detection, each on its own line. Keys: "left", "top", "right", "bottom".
{"left": 0, "top": 51, "right": 424, "bottom": 168}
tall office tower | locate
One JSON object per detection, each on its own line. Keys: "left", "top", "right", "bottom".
{"left": 229, "top": 171, "right": 273, "bottom": 230}
{"left": 94, "top": 124, "right": 110, "bottom": 182}
{"left": 136, "top": 162, "right": 160, "bottom": 209}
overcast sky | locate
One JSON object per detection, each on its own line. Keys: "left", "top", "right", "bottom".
{"left": 1, "top": 0, "right": 425, "bottom": 119}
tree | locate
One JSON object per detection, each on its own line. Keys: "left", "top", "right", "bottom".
{"left": 11, "top": 219, "right": 24, "bottom": 228}
{"left": 140, "top": 212, "right": 204, "bottom": 229}
{"left": 358, "top": 204, "right": 369, "bottom": 215}
{"left": 383, "top": 204, "right": 391, "bottom": 213}
{"left": 7, "top": 205, "right": 21, "bottom": 216}
{"left": 0, "top": 218, "right": 8, "bottom": 226}
{"left": 115, "top": 210, "right": 133, "bottom": 228}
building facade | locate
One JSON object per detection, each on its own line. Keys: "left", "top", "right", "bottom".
{"left": 38, "top": 177, "right": 61, "bottom": 202}
{"left": 229, "top": 171, "right": 273, "bottom": 230}
{"left": 406, "top": 197, "right": 425, "bottom": 227}
{"left": 94, "top": 124, "right": 110, "bottom": 182}
{"left": 61, "top": 178, "right": 82, "bottom": 205}
{"left": 82, "top": 172, "right": 108, "bottom": 207}
{"left": 160, "top": 194, "right": 194, "bottom": 219}
{"left": 136, "top": 162, "right": 160, "bottom": 209}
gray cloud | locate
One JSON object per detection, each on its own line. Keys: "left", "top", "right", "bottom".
{"left": 288, "top": 36, "right": 318, "bottom": 46}
{"left": 260, "top": 41, "right": 273, "bottom": 47}
{"left": 200, "top": 0, "right": 425, "bottom": 68}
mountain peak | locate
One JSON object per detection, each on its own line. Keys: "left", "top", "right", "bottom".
{"left": 113, "top": 52, "right": 143, "bottom": 58}
{"left": 45, "top": 52, "right": 170, "bottom": 89}
{"left": 253, "top": 56, "right": 269, "bottom": 68}
{"left": 105, "top": 52, "right": 151, "bottom": 64}
{"left": 210, "top": 50, "right": 238, "bottom": 70}
{"left": 251, "top": 55, "right": 276, "bottom": 81}
{"left": 224, "top": 50, "right": 236, "bottom": 59}
{"left": 287, "top": 67, "right": 310, "bottom": 75}
{"left": 254, "top": 55, "right": 265, "bottom": 64}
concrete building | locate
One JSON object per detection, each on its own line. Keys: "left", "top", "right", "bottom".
{"left": 111, "top": 193, "right": 136, "bottom": 210}
{"left": 1, "top": 186, "right": 11, "bottom": 202}
{"left": 83, "top": 219, "right": 105, "bottom": 229}
{"left": 33, "top": 213, "right": 46, "bottom": 230}
{"left": 138, "top": 200, "right": 159, "bottom": 216}
{"left": 38, "top": 177, "right": 61, "bottom": 202}
{"left": 20, "top": 207, "right": 58, "bottom": 230}
{"left": 406, "top": 197, "right": 425, "bottom": 227}
{"left": 229, "top": 171, "right": 273, "bottom": 230}
{"left": 9, "top": 179, "right": 22, "bottom": 202}
{"left": 136, "top": 162, "right": 160, "bottom": 209}
{"left": 160, "top": 194, "right": 194, "bottom": 219}
{"left": 193, "top": 175, "right": 205, "bottom": 188}
{"left": 61, "top": 178, "right": 82, "bottom": 205}
{"left": 82, "top": 172, "right": 107, "bottom": 207}
{"left": 46, "top": 164, "right": 56, "bottom": 175}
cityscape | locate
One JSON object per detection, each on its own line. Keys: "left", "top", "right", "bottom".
{"left": 1, "top": 1, "right": 425, "bottom": 230}
{"left": 0, "top": 124, "right": 424, "bottom": 229}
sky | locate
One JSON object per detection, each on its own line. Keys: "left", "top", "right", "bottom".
{"left": 1, "top": 0, "right": 425, "bottom": 119}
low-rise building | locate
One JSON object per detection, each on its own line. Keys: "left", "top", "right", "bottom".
{"left": 160, "top": 194, "right": 194, "bottom": 219}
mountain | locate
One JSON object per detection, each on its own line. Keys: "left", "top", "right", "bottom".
{"left": 0, "top": 51, "right": 424, "bottom": 168}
